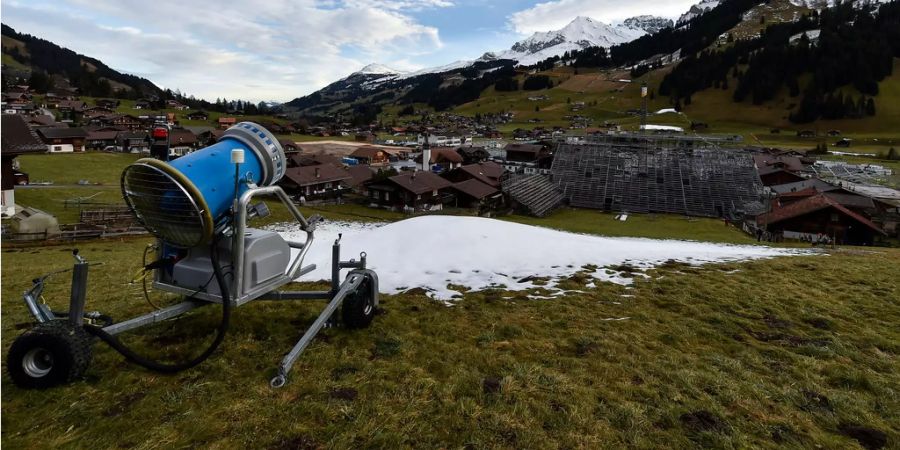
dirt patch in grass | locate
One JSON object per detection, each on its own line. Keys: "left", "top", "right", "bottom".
{"left": 680, "top": 410, "right": 730, "bottom": 434}
{"left": 838, "top": 423, "right": 888, "bottom": 449}
{"left": 268, "top": 434, "right": 320, "bottom": 450}
{"left": 329, "top": 387, "right": 358, "bottom": 401}
{"left": 482, "top": 376, "right": 502, "bottom": 394}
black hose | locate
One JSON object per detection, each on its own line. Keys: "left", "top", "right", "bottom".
{"left": 84, "top": 238, "right": 232, "bottom": 373}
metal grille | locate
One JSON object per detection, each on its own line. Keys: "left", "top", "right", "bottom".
{"left": 551, "top": 141, "right": 765, "bottom": 219}
{"left": 122, "top": 163, "right": 208, "bottom": 248}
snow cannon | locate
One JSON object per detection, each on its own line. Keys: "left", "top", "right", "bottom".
{"left": 122, "top": 122, "right": 287, "bottom": 248}
{"left": 7, "top": 122, "right": 380, "bottom": 390}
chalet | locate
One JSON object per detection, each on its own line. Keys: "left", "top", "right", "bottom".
{"left": 366, "top": 170, "right": 452, "bottom": 211}
{"left": 504, "top": 143, "right": 547, "bottom": 162}
{"left": 355, "top": 132, "right": 376, "bottom": 143}
{"left": 416, "top": 148, "right": 463, "bottom": 172}
{"left": 185, "top": 110, "right": 209, "bottom": 120}
{"left": 757, "top": 193, "right": 885, "bottom": 245}
{"left": 89, "top": 113, "right": 144, "bottom": 131}
{"left": 166, "top": 100, "right": 189, "bottom": 110}
{"left": 133, "top": 101, "right": 152, "bottom": 110}
{"left": 57, "top": 100, "right": 87, "bottom": 121}
{"left": 168, "top": 129, "right": 198, "bottom": 156}
{"left": 753, "top": 153, "right": 808, "bottom": 186}
{"left": 289, "top": 152, "right": 342, "bottom": 168}
{"left": 350, "top": 146, "right": 390, "bottom": 165}
{"left": 85, "top": 129, "right": 121, "bottom": 150}
{"left": 451, "top": 179, "right": 501, "bottom": 210}
{"left": 83, "top": 106, "right": 116, "bottom": 118}
{"left": 280, "top": 164, "right": 352, "bottom": 199}
{"left": 36, "top": 127, "right": 88, "bottom": 153}
{"left": 1, "top": 115, "right": 47, "bottom": 216}
{"left": 346, "top": 165, "right": 376, "bottom": 194}
{"left": 279, "top": 140, "right": 300, "bottom": 154}
{"left": 443, "top": 161, "right": 504, "bottom": 188}
{"left": 118, "top": 132, "right": 150, "bottom": 154}
{"left": 57, "top": 100, "right": 87, "bottom": 113}
{"left": 218, "top": 117, "right": 237, "bottom": 129}
{"left": 797, "top": 130, "right": 816, "bottom": 138}
{"left": 95, "top": 99, "right": 119, "bottom": 109}
{"left": 195, "top": 129, "right": 224, "bottom": 146}
{"left": 457, "top": 146, "right": 490, "bottom": 164}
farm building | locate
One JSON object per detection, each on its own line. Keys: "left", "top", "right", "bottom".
{"left": 349, "top": 146, "right": 390, "bottom": 165}
{"left": 280, "top": 164, "right": 352, "bottom": 199}
{"left": 756, "top": 193, "right": 886, "bottom": 245}
{"left": 36, "top": 127, "right": 88, "bottom": 153}
{"left": 1, "top": 115, "right": 46, "bottom": 216}
{"left": 366, "top": 170, "right": 452, "bottom": 211}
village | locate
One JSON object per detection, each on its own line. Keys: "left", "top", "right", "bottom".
{"left": 2, "top": 85, "right": 899, "bottom": 247}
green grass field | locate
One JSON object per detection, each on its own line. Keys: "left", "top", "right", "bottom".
{"left": 503, "top": 208, "right": 756, "bottom": 245}
{"left": 2, "top": 233, "right": 898, "bottom": 448}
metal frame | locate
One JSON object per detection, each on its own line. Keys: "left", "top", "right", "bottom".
{"left": 21, "top": 184, "right": 378, "bottom": 387}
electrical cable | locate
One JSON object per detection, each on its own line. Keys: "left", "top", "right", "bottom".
{"left": 140, "top": 244, "right": 160, "bottom": 310}
{"left": 84, "top": 235, "right": 233, "bottom": 373}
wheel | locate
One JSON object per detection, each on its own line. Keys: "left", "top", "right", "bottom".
{"left": 342, "top": 274, "right": 376, "bottom": 329}
{"left": 7, "top": 321, "right": 93, "bottom": 389}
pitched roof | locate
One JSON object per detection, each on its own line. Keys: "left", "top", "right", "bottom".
{"left": 350, "top": 146, "right": 386, "bottom": 159}
{"left": 1, "top": 114, "right": 46, "bottom": 155}
{"left": 389, "top": 170, "right": 452, "bottom": 195}
{"left": 427, "top": 148, "right": 463, "bottom": 163}
{"left": 291, "top": 152, "right": 343, "bottom": 167}
{"left": 57, "top": 100, "right": 86, "bottom": 111}
{"left": 36, "top": 126, "right": 88, "bottom": 139}
{"left": 283, "top": 164, "right": 352, "bottom": 187}
{"left": 86, "top": 130, "right": 120, "bottom": 140}
{"left": 504, "top": 143, "right": 544, "bottom": 155}
{"left": 415, "top": 148, "right": 463, "bottom": 164}
{"left": 168, "top": 129, "right": 197, "bottom": 146}
{"left": 758, "top": 193, "right": 885, "bottom": 235}
{"left": 459, "top": 161, "right": 503, "bottom": 187}
{"left": 452, "top": 179, "right": 499, "bottom": 199}
{"left": 347, "top": 165, "right": 375, "bottom": 187}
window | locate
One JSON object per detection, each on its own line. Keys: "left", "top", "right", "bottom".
{"left": 831, "top": 213, "right": 839, "bottom": 222}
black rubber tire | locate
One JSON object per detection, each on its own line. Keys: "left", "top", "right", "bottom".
{"left": 342, "top": 275, "right": 376, "bottom": 329}
{"left": 7, "top": 321, "right": 93, "bottom": 389}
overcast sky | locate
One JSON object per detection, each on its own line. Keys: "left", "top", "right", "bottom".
{"left": 2, "top": 0, "right": 698, "bottom": 102}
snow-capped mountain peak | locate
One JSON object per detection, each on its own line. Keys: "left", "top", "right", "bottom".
{"left": 500, "top": 15, "right": 669, "bottom": 66}
{"left": 354, "top": 63, "right": 403, "bottom": 76}
{"left": 678, "top": 0, "right": 721, "bottom": 25}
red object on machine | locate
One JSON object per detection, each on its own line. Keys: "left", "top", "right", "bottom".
{"left": 152, "top": 127, "right": 169, "bottom": 139}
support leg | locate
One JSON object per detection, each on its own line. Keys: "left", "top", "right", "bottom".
{"left": 270, "top": 272, "right": 366, "bottom": 388}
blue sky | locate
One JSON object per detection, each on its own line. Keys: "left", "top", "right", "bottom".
{"left": 1, "top": 0, "right": 697, "bottom": 102}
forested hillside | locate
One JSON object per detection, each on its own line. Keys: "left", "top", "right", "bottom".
{"left": 1, "top": 24, "right": 160, "bottom": 98}
{"left": 659, "top": 1, "right": 899, "bottom": 123}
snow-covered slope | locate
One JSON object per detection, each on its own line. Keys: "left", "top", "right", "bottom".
{"left": 494, "top": 16, "right": 656, "bottom": 66}
{"left": 355, "top": 63, "right": 402, "bottom": 76}
{"left": 277, "top": 216, "right": 812, "bottom": 300}
{"left": 789, "top": 0, "right": 890, "bottom": 8}
{"left": 383, "top": 15, "right": 672, "bottom": 79}
{"left": 678, "top": 0, "right": 721, "bottom": 24}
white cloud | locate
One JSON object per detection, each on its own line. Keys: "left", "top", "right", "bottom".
{"left": 2, "top": 0, "right": 452, "bottom": 101}
{"left": 508, "top": 0, "right": 698, "bottom": 34}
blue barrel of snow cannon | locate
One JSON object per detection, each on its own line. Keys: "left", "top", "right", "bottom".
{"left": 121, "top": 122, "right": 286, "bottom": 248}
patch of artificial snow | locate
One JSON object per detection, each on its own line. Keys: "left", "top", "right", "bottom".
{"left": 641, "top": 124, "right": 684, "bottom": 132}
{"left": 655, "top": 108, "right": 681, "bottom": 115}
{"left": 273, "top": 216, "right": 812, "bottom": 301}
